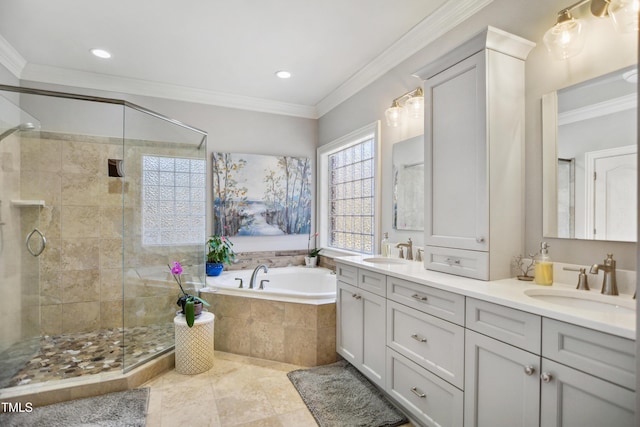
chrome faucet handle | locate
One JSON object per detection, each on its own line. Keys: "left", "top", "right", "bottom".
{"left": 416, "top": 248, "right": 424, "bottom": 262}
{"left": 235, "top": 278, "right": 243, "bottom": 288}
{"left": 563, "top": 267, "right": 589, "bottom": 291}
{"left": 259, "top": 279, "right": 269, "bottom": 290}
{"left": 398, "top": 246, "right": 405, "bottom": 259}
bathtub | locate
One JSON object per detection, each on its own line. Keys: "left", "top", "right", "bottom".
{"left": 202, "top": 266, "right": 336, "bottom": 305}
{"left": 200, "top": 266, "right": 338, "bottom": 366}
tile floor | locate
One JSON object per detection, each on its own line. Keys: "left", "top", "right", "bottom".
{"left": 143, "top": 351, "right": 414, "bottom": 427}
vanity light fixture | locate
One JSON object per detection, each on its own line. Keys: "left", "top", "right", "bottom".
{"left": 384, "top": 87, "right": 424, "bottom": 127}
{"left": 90, "top": 48, "right": 112, "bottom": 59}
{"left": 544, "top": 0, "right": 639, "bottom": 60}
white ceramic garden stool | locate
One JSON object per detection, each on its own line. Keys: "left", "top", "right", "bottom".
{"left": 173, "top": 311, "right": 215, "bottom": 375}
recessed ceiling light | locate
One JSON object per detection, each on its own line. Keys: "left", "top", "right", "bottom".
{"left": 275, "top": 70, "right": 291, "bottom": 79}
{"left": 90, "top": 48, "right": 112, "bottom": 59}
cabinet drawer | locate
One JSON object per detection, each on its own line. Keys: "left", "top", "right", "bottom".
{"left": 387, "top": 348, "right": 463, "bottom": 427}
{"left": 336, "top": 263, "right": 357, "bottom": 286}
{"left": 424, "top": 246, "right": 489, "bottom": 280}
{"left": 466, "top": 298, "right": 541, "bottom": 354}
{"left": 358, "top": 268, "right": 386, "bottom": 297}
{"left": 387, "top": 276, "right": 465, "bottom": 325}
{"left": 542, "top": 318, "right": 636, "bottom": 390}
{"left": 387, "top": 301, "right": 464, "bottom": 389}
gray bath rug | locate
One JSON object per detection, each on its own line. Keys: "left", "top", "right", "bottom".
{"left": 0, "top": 387, "right": 149, "bottom": 427}
{"left": 288, "top": 360, "right": 408, "bottom": 427}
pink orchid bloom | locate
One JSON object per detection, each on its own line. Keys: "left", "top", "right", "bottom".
{"left": 171, "top": 261, "right": 183, "bottom": 276}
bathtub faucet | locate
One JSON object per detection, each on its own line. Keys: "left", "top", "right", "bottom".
{"left": 250, "top": 264, "right": 269, "bottom": 289}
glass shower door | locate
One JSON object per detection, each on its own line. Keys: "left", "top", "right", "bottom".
{"left": 0, "top": 94, "right": 43, "bottom": 388}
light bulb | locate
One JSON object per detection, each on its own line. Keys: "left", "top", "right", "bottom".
{"left": 405, "top": 94, "right": 424, "bottom": 119}
{"left": 543, "top": 12, "right": 586, "bottom": 60}
{"left": 609, "top": 0, "right": 640, "bottom": 34}
{"left": 385, "top": 103, "right": 406, "bottom": 127}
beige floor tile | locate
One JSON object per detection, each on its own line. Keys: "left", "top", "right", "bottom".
{"left": 278, "top": 408, "right": 318, "bottom": 426}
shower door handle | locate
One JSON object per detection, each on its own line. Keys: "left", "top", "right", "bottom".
{"left": 26, "top": 228, "right": 46, "bottom": 257}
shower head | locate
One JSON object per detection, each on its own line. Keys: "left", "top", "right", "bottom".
{"left": 0, "top": 122, "right": 37, "bottom": 142}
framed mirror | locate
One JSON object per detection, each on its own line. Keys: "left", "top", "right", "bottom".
{"left": 542, "top": 65, "right": 637, "bottom": 242}
{"left": 392, "top": 135, "right": 424, "bottom": 230}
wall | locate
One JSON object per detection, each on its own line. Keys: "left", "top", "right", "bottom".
{"left": 318, "top": 0, "right": 638, "bottom": 270}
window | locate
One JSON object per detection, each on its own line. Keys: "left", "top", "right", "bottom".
{"left": 141, "top": 155, "right": 206, "bottom": 245}
{"left": 318, "top": 122, "right": 380, "bottom": 254}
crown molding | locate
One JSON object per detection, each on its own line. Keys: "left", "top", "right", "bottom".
{"left": 20, "top": 63, "right": 318, "bottom": 119}
{"left": 0, "top": 34, "right": 27, "bottom": 78}
{"left": 315, "top": 0, "right": 494, "bottom": 117}
{"left": 559, "top": 93, "right": 637, "bottom": 126}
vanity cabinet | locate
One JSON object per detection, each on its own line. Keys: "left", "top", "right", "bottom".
{"left": 539, "top": 319, "right": 636, "bottom": 427}
{"left": 336, "top": 263, "right": 386, "bottom": 388}
{"left": 414, "top": 27, "right": 535, "bottom": 280}
{"left": 464, "top": 299, "right": 542, "bottom": 427}
{"left": 464, "top": 298, "right": 636, "bottom": 427}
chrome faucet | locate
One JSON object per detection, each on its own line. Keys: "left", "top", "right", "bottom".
{"left": 250, "top": 264, "right": 269, "bottom": 289}
{"left": 396, "top": 238, "right": 413, "bottom": 260}
{"left": 589, "top": 253, "right": 618, "bottom": 296}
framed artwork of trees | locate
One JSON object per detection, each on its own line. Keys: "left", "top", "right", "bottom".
{"left": 212, "top": 152, "right": 312, "bottom": 237}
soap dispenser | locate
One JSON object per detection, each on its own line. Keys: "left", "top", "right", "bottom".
{"left": 381, "top": 232, "right": 391, "bottom": 258}
{"left": 534, "top": 242, "right": 553, "bottom": 286}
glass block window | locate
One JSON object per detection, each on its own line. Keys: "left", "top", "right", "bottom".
{"left": 313, "top": 121, "right": 382, "bottom": 257}
{"left": 141, "top": 155, "right": 206, "bottom": 245}
{"left": 328, "top": 139, "right": 375, "bottom": 253}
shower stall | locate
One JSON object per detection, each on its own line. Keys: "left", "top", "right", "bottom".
{"left": 0, "top": 85, "right": 207, "bottom": 394}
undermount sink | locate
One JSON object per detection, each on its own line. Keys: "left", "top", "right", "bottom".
{"left": 524, "top": 288, "right": 635, "bottom": 314}
{"left": 362, "top": 257, "right": 409, "bottom": 265}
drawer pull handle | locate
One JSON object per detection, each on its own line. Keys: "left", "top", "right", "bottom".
{"left": 524, "top": 365, "right": 535, "bottom": 376}
{"left": 411, "top": 294, "right": 428, "bottom": 301}
{"left": 541, "top": 372, "right": 553, "bottom": 383}
{"left": 352, "top": 293, "right": 362, "bottom": 300}
{"left": 476, "top": 237, "right": 485, "bottom": 243}
{"left": 410, "top": 387, "right": 426, "bottom": 398}
{"left": 411, "top": 334, "right": 427, "bottom": 343}
{"left": 445, "top": 257, "right": 461, "bottom": 266}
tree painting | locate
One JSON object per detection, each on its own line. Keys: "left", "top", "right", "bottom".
{"left": 212, "top": 152, "right": 311, "bottom": 237}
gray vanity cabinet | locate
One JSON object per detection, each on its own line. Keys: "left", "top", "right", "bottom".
{"left": 336, "top": 264, "right": 386, "bottom": 388}
{"left": 465, "top": 330, "right": 540, "bottom": 427}
{"left": 415, "top": 27, "right": 534, "bottom": 281}
{"left": 464, "top": 299, "right": 542, "bottom": 427}
{"left": 539, "top": 319, "right": 636, "bottom": 427}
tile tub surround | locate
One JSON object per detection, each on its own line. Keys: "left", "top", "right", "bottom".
{"left": 226, "top": 250, "right": 334, "bottom": 272}
{"left": 338, "top": 255, "right": 636, "bottom": 339}
{"left": 199, "top": 293, "right": 337, "bottom": 367}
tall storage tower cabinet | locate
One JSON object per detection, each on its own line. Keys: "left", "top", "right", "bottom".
{"left": 414, "top": 27, "right": 535, "bottom": 280}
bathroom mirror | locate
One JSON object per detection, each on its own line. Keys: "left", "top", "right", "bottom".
{"left": 392, "top": 135, "right": 424, "bottom": 230}
{"left": 542, "top": 65, "right": 637, "bottom": 242}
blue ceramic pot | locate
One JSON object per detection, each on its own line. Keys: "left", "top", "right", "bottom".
{"left": 206, "top": 262, "right": 224, "bottom": 276}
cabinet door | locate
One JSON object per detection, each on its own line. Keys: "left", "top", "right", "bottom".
{"left": 540, "top": 359, "right": 635, "bottom": 427}
{"left": 361, "top": 289, "right": 386, "bottom": 388}
{"left": 425, "top": 51, "right": 488, "bottom": 251}
{"left": 336, "top": 281, "right": 362, "bottom": 365}
{"left": 464, "top": 330, "right": 540, "bottom": 427}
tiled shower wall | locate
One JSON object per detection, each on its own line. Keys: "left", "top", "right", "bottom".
{"left": 22, "top": 132, "right": 202, "bottom": 335}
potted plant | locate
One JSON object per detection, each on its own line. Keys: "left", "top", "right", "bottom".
{"left": 170, "top": 261, "right": 210, "bottom": 327}
{"left": 305, "top": 231, "right": 321, "bottom": 267}
{"left": 206, "top": 235, "right": 236, "bottom": 276}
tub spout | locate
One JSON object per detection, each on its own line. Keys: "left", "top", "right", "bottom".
{"left": 250, "top": 264, "right": 269, "bottom": 289}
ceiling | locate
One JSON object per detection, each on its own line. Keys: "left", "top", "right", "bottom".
{"left": 0, "top": 0, "right": 492, "bottom": 118}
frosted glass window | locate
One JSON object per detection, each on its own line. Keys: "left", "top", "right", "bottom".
{"left": 327, "top": 138, "right": 375, "bottom": 254}
{"left": 142, "top": 155, "right": 206, "bottom": 246}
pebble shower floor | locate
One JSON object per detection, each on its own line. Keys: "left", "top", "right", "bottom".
{"left": 0, "top": 324, "right": 174, "bottom": 388}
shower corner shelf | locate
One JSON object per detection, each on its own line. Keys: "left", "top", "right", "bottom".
{"left": 11, "top": 199, "right": 46, "bottom": 208}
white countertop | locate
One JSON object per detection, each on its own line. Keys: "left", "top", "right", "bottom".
{"left": 336, "top": 255, "right": 637, "bottom": 340}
